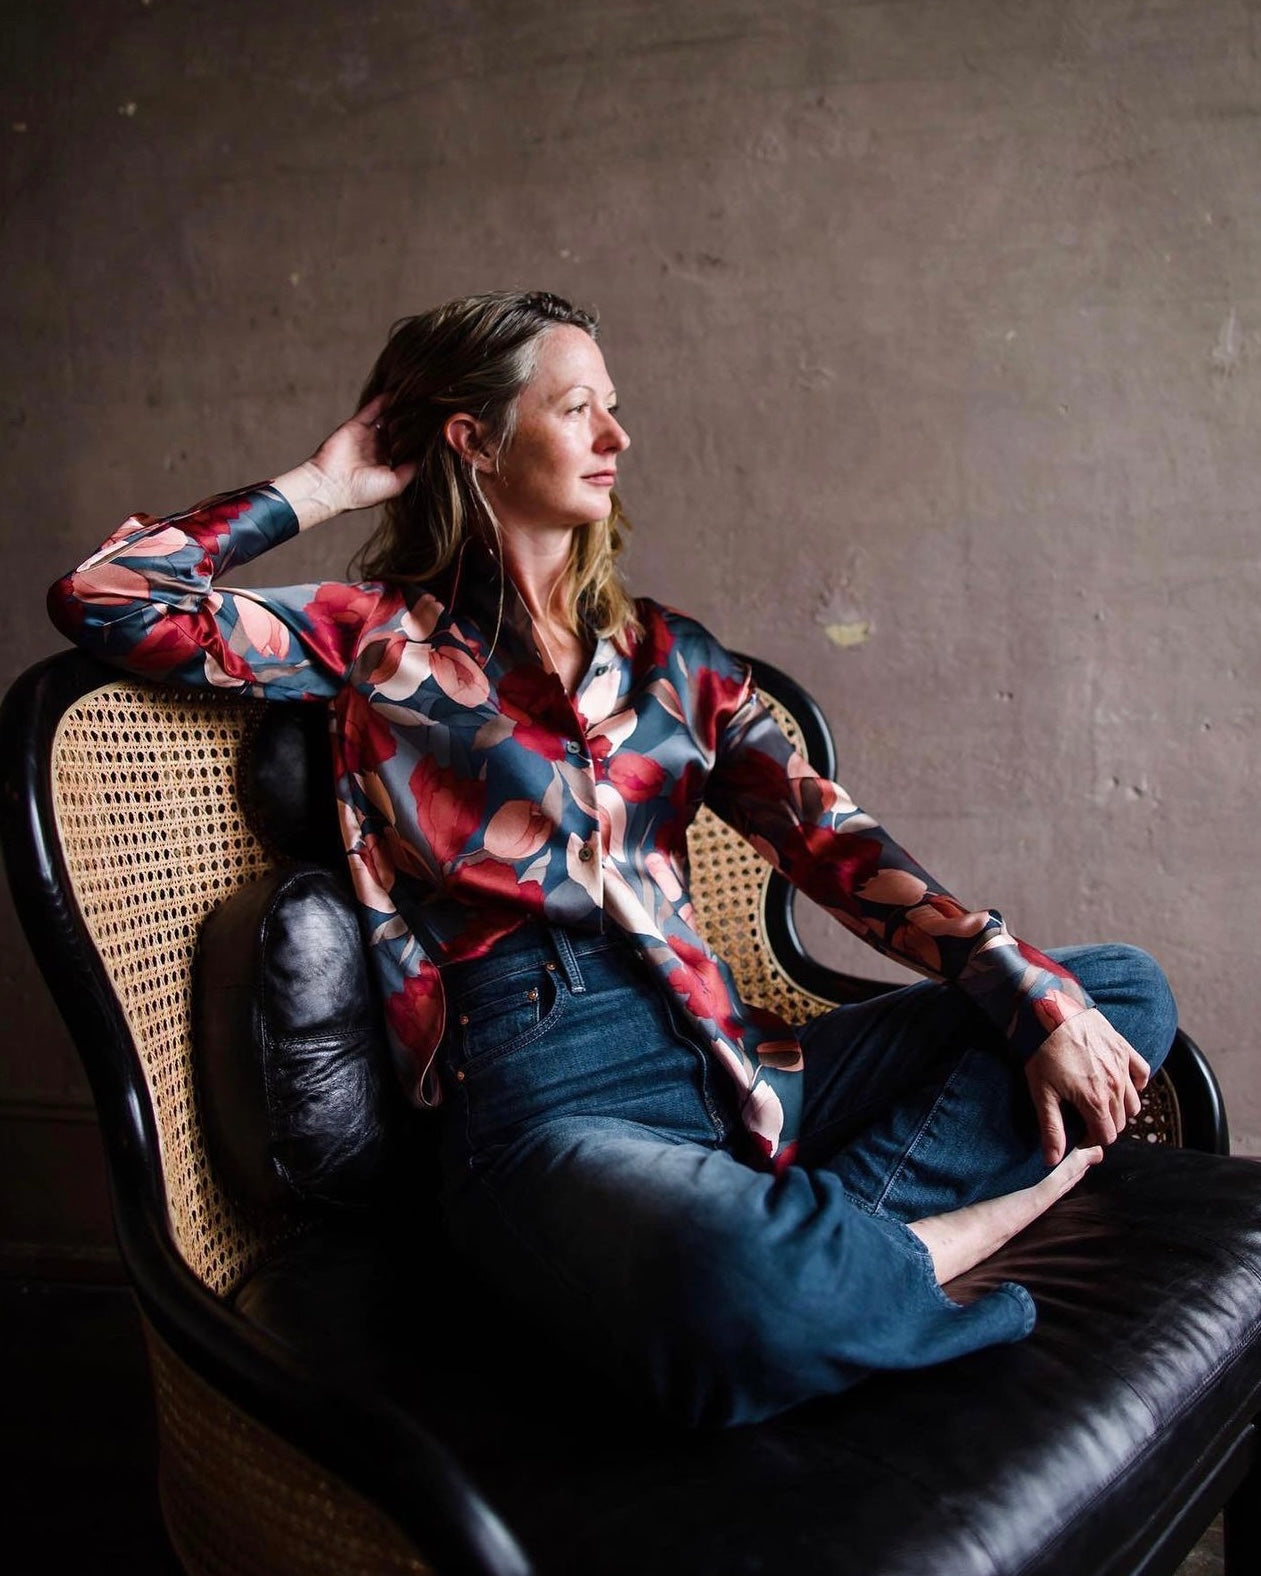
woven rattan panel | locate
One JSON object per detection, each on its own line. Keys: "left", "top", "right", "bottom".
{"left": 145, "top": 1320, "right": 431, "bottom": 1576}
{"left": 1125, "top": 1068, "right": 1182, "bottom": 1147}
{"left": 688, "top": 691, "right": 844, "bottom": 1027}
{"left": 51, "top": 681, "right": 277, "bottom": 1294}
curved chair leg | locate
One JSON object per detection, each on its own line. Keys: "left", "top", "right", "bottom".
{"left": 1224, "top": 1425, "right": 1261, "bottom": 1575}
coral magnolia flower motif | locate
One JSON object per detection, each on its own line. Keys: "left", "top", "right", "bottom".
{"left": 885, "top": 912, "right": 943, "bottom": 969}
{"left": 483, "top": 799, "right": 554, "bottom": 861}
{"left": 858, "top": 869, "right": 929, "bottom": 907}
{"left": 69, "top": 561, "right": 153, "bottom": 604}
{"left": 233, "top": 595, "right": 292, "bottom": 660}
{"left": 430, "top": 644, "right": 490, "bottom": 706}
{"left": 594, "top": 784, "right": 628, "bottom": 862}
{"left": 348, "top": 832, "right": 397, "bottom": 912}
{"left": 607, "top": 751, "right": 667, "bottom": 802}
{"left": 1034, "top": 987, "right": 1090, "bottom": 1035}
{"left": 131, "top": 524, "right": 195, "bottom": 559}
{"left": 644, "top": 849, "right": 684, "bottom": 902}
{"left": 370, "top": 635, "right": 433, "bottom": 700}
{"left": 906, "top": 896, "right": 991, "bottom": 938}
{"left": 402, "top": 594, "right": 441, "bottom": 642}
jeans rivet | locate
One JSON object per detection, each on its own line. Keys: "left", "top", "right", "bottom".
{"left": 458, "top": 1013, "right": 469, "bottom": 1025}
{"left": 527, "top": 988, "right": 539, "bottom": 1001}
{"left": 455, "top": 1070, "right": 466, "bottom": 1082}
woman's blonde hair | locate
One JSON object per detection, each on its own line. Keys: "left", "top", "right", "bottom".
{"left": 351, "top": 290, "right": 640, "bottom": 645}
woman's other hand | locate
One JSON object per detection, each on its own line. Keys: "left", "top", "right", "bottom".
{"left": 1024, "top": 1008, "right": 1150, "bottom": 1165}
{"left": 273, "top": 396, "right": 419, "bottom": 530}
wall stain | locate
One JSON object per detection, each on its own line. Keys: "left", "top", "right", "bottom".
{"left": 824, "top": 620, "right": 871, "bottom": 649}
{"left": 1210, "top": 307, "right": 1243, "bottom": 376}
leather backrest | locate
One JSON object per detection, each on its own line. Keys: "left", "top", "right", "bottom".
{"left": 195, "top": 863, "right": 397, "bottom": 1209}
{"left": 241, "top": 703, "right": 344, "bottom": 867}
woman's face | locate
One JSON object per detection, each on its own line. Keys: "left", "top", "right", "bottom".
{"left": 476, "top": 324, "right": 630, "bottom": 537}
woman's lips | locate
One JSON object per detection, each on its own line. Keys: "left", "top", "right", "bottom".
{"left": 585, "top": 473, "right": 617, "bottom": 485}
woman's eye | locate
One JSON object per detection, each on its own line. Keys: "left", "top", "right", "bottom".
{"left": 567, "top": 402, "right": 589, "bottom": 416}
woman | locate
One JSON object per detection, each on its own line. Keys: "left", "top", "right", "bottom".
{"left": 49, "top": 290, "right": 1175, "bottom": 1426}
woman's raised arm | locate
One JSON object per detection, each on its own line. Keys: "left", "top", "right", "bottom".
{"left": 47, "top": 399, "right": 417, "bottom": 703}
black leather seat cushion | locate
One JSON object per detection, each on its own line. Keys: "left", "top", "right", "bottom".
{"left": 234, "top": 1142, "right": 1261, "bottom": 1576}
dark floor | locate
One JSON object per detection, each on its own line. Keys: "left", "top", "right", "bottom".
{"left": 0, "top": 1277, "right": 1228, "bottom": 1576}
{"left": 2, "top": 1277, "right": 182, "bottom": 1575}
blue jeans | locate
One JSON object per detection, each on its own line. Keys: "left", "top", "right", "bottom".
{"left": 436, "top": 928, "right": 1177, "bottom": 1426}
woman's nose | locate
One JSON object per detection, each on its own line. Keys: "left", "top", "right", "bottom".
{"left": 600, "top": 413, "right": 630, "bottom": 453}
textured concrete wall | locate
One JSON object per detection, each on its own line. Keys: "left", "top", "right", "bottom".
{"left": 4, "top": 0, "right": 1260, "bottom": 1257}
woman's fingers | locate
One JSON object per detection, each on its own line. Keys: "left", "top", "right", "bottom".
{"left": 355, "top": 392, "right": 391, "bottom": 425}
{"left": 1027, "top": 1010, "right": 1152, "bottom": 1159}
{"left": 1033, "top": 1078, "right": 1068, "bottom": 1167}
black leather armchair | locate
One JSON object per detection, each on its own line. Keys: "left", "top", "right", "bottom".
{"left": 4, "top": 648, "right": 1260, "bottom": 1576}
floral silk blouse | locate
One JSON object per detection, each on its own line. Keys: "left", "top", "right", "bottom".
{"left": 49, "top": 485, "right": 1094, "bottom": 1168}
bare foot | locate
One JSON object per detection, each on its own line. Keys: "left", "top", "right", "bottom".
{"left": 907, "top": 1146, "right": 1105, "bottom": 1284}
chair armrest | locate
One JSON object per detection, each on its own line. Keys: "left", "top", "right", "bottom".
{"left": 763, "top": 870, "right": 901, "bottom": 1005}
{"left": 1165, "top": 1028, "right": 1230, "bottom": 1156}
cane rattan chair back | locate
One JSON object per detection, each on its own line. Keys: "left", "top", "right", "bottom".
{"left": 49, "top": 677, "right": 279, "bottom": 1293}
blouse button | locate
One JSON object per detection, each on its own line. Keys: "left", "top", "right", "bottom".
{"left": 564, "top": 739, "right": 582, "bottom": 754}
{"left": 578, "top": 845, "right": 594, "bottom": 863}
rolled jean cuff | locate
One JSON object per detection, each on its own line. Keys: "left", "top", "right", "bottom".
{"left": 864, "top": 1207, "right": 1038, "bottom": 1340}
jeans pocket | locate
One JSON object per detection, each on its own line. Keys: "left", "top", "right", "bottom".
{"left": 456, "top": 966, "right": 567, "bottom": 1069}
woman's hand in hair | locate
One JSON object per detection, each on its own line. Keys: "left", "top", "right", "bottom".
{"left": 273, "top": 395, "right": 418, "bottom": 531}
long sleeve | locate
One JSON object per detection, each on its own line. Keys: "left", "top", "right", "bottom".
{"left": 48, "top": 485, "right": 383, "bottom": 702}
{"left": 701, "top": 659, "right": 1094, "bottom": 1063}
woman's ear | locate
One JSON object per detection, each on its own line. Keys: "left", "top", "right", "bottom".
{"left": 444, "top": 414, "right": 494, "bottom": 470}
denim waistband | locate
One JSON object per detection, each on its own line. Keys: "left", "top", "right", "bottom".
{"left": 441, "top": 922, "right": 626, "bottom": 996}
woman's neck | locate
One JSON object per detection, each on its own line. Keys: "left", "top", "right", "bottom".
{"left": 492, "top": 527, "right": 589, "bottom": 691}
{"left": 498, "top": 529, "right": 572, "bottom": 628}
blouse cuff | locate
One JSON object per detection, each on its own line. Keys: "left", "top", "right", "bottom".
{"left": 961, "top": 917, "right": 1097, "bottom": 1062}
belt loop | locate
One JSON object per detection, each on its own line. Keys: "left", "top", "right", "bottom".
{"left": 548, "top": 927, "right": 587, "bottom": 994}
